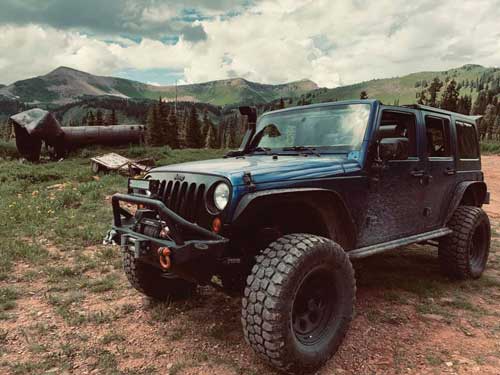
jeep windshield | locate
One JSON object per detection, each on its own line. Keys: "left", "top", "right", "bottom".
{"left": 249, "top": 103, "right": 370, "bottom": 154}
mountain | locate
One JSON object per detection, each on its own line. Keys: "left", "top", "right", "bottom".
{"left": 301, "top": 64, "right": 500, "bottom": 105}
{"left": 0, "top": 66, "right": 318, "bottom": 106}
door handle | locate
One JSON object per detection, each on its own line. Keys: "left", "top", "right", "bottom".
{"left": 411, "top": 169, "right": 425, "bottom": 177}
{"left": 444, "top": 168, "right": 456, "bottom": 175}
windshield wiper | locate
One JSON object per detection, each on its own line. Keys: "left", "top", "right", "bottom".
{"left": 282, "top": 146, "right": 321, "bottom": 157}
{"left": 248, "top": 146, "right": 272, "bottom": 154}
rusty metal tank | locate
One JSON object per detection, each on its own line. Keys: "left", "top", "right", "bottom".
{"left": 10, "top": 109, "right": 145, "bottom": 161}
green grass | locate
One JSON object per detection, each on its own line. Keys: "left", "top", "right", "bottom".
{"left": 0, "top": 286, "right": 19, "bottom": 314}
{"left": 0, "top": 146, "right": 225, "bottom": 273}
{"left": 481, "top": 141, "right": 500, "bottom": 154}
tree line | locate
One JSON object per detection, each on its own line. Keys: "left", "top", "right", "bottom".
{"left": 77, "top": 109, "right": 118, "bottom": 126}
{"left": 145, "top": 98, "right": 248, "bottom": 149}
{"left": 415, "top": 76, "right": 500, "bottom": 140}
{"left": 361, "top": 74, "right": 500, "bottom": 141}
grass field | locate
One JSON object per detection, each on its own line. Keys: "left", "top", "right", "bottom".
{"left": 0, "top": 145, "right": 499, "bottom": 374}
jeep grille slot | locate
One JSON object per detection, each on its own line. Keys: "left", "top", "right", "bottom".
{"left": 157, "top": 180, "right": 206, "bottom": 223}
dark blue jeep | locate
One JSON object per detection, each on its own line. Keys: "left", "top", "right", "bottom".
{"left": 108, "top": 99, "right": 491, "bottom": 374}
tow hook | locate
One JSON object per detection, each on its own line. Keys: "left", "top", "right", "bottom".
{"left": 158, "top": 247, "right": 171, "bottom": 270}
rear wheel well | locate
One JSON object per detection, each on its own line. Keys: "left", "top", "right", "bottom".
{"left": 460, "top": 183, "right": 487, "bottom": 207}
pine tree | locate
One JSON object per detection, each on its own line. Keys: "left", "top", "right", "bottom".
{"left": 493, "top": 114, "right": 500, "bottom": 141}
{"left": 145, "top": 104, "right": 162, "bottom": 146}
{"left": 87, "top": 111, "right": 96, "bottom": 126}
{"left": 218, "top": 117, "right": 227, "bottom": 148}
{"left": 440, "top": 80, "right": 459, "bottom": 112}
{"left": 167, "top": 108, "right": 179, "bottom": 148}
{"left": 204, "top": 121, "right": 217, "bottom": 148}
{"left": 105, "top": 109, "right": 118, "bottom": 125}
{"left": 228, "top": 114, "right": 239, "bottom": 148}
{"left": 177, "top": 108, "right": 189, "bottom": 148}
{"left": 472, "top": 91, "right": 488, "bottom": 115}
{"left": 157, "top": 99, "right": 169, "bottom": 145}
{"left": 201, "top": 111, "right": 210, "bottom": 140}
{"left": 95, "top": 109, "right": 104, "bottom": 126}
{"left": 186, "top": 106, "right": 203, "bottom": 148}
{"left": 482, "top": 104, "right": 497, "bottom": 140}
{"left": 360, "top": 90, "right": 368, "bottom": 99}
{"left": 278, "top": 97, "right": 285, "bottom": 109}
{"left": 417, "top": 90, "right": 427, "bottom": 105}
{"left": 427, "top": 77, "right": 443, "bottom": 107}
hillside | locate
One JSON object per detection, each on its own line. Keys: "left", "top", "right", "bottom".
{"left": 0, "top": 67, "right": 317, "bottom": 106}
{"left": 301, "top": 64, "right": 500, "bottom": 105}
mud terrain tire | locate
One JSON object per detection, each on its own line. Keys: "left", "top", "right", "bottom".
{"left": 242, "top": 234, "right": 356, "bottom": 374}
{"left": 439, "top": 206, "right": 490, "bottom": 279}
{"left": 122, "top": 249, "right": 195, "bottom": 301}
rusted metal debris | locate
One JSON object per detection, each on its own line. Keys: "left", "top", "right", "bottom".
{"left": 9, "top": 108, "right": 145, "bottom": 161}
{"left": 90, "top": 152, "right": 154, "bottom": 176}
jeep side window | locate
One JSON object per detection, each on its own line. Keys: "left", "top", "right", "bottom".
{"left": 456, "top": 121, "right": 479, "bottom": 159}
{"left": 425, "top": 116, "right": 451, "bottom": 157}
{"left": 379, "top": 110, "right": 417, "bottom": 157}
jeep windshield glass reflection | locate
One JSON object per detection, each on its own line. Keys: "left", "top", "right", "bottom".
{"left": 251, "top": 103, "right": 370, "bottom": 153}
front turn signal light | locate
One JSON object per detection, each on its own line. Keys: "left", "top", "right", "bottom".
{"left": 212, "top": 217, "right": 222, "bottom": 233}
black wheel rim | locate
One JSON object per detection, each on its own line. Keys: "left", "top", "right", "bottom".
{"left": 469, "top": 220, "right": 489, "bottom": 270}
{"left": 292, "top": 267, "right": 336, "bottom": 346}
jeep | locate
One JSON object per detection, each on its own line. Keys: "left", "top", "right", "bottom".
{"left": 106, "top": 99, "right": 491, "bottom": 374}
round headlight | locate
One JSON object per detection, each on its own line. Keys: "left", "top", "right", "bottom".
{"left": 213, "top": 182, "right": 230, "bottom": 211}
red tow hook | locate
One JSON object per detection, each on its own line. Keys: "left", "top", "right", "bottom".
{"left": 158, "top": 247, "right": 171, "bottom": 270}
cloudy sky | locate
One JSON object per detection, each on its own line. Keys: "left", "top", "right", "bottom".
{"left": 0, "top": 0, "right": 499, "bottom": 87}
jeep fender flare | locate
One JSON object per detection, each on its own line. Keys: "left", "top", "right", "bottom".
{"left": 445, "top": 181, "right": 487, "bottom": 223}
{"left": 231, "top": 188, "right": 357, "bottom": 249}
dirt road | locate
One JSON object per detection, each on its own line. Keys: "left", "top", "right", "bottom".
{"left": 0, "top": 157, "right": 499, "bottom": 375}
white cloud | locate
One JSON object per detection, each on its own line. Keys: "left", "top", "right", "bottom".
{"left": 0, "top": 0, "right": 499, "bottom": 87}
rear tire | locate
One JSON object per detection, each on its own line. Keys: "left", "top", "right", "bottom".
{"left": 439, "top": 206, "right": 490, "bottom": 279}
{"left": 122, "top": 249, "right": 196, "bottom": 301}
{"left": 242, "top": 234, "right": 356, "bottom": 374}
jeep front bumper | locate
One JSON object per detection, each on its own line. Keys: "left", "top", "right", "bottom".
{"left": 109, "top": 193, "right": 229, "bottom": 277}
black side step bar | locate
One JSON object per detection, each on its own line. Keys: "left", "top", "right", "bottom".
{"left": 348, "top": 228, "right": 452, "bottom": 259}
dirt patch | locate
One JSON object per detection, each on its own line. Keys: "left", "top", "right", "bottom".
{"left": 482, "top": 155, "right": 500, "bottom": 219}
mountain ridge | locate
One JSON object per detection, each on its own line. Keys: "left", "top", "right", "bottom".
{"left": 303, "top": 64, "right": 500, "bottom": 105}
{"left": 0, "top": 66, "right": 318, "bottom": 106}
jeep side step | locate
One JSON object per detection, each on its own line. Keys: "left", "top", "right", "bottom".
{"left": 348, "top": 228, "right": 453, "bottom": 259}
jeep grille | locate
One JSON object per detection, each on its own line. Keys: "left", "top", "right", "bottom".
{"left": 157, "top": 179, "right": 206, "bottom": 224}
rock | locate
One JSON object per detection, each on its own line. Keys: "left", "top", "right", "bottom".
{"left": 445, "top": 361, "right": 453, "bottom": 367}
{"left": 440, "top": 297, "right": 454, "bottom": 304}
{"left": 421, "top": 313, "right": 445, "bottom": 322}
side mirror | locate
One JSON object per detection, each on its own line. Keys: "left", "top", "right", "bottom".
{"left": 379, "top": 137, "right": 409, "bottom": 161}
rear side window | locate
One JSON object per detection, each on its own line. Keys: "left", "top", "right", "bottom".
{"left": 425, "top": 116, "right": 452, "bottom": 157}
{"left": 456, "top": 122, "right": 479, "bottom": 159}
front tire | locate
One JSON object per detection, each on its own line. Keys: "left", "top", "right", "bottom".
{"left": 122, "top": 249, "right": 196, "bottom": 301}
{"left": 242, "top": 234, "right": 356, "bottom": 374}
{"left": 439, "top": 206, "right": 491, "bottom": 279}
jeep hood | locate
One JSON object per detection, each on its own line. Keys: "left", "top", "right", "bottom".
{"left": 149, "top": 155, "right": 361, "bottom": 186}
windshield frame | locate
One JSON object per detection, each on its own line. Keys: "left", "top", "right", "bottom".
{"left": 246, "top": 101, "right": 374, "bottom": 155}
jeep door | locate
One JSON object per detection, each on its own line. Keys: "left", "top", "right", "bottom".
{"left": 421, "top": 112, "right": 457, "bottom": 229}
{"left": 358, "top": 107, "right": 428, "bottom": 246}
